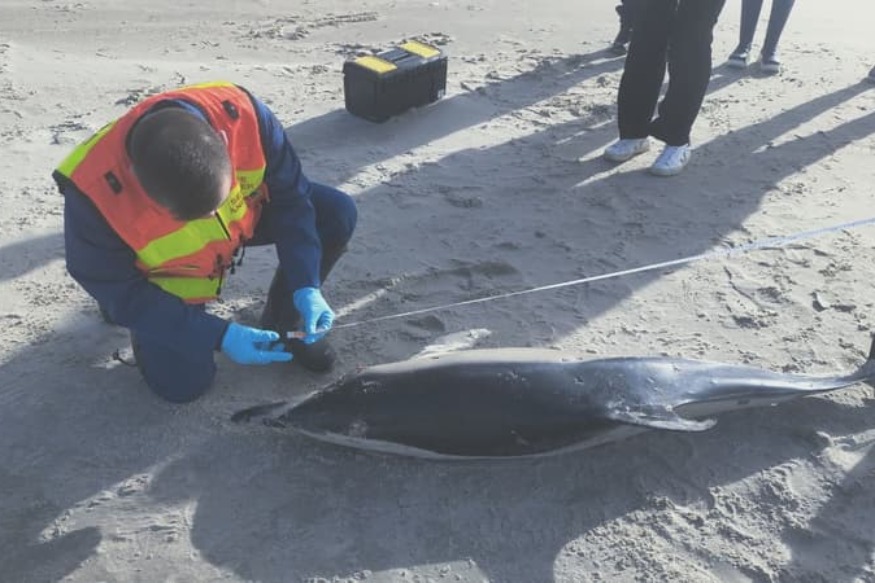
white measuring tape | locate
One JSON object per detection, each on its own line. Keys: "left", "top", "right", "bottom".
{"left": 332, "top": 216, "right": 875, "bottom": 330}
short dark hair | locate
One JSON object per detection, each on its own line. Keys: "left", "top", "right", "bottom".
{"left": 129, "top": 107, "right": 232, "bottom": 221}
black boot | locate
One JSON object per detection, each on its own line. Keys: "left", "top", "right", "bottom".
{"left": 287, "top": 330, "right": 337, "bottom": 374}
{"left": 260, "top": 246, "right": 347, "bottom": 373}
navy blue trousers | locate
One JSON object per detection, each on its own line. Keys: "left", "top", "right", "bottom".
{"left": 133, "top": 182, "right": 357, "bottom": 403}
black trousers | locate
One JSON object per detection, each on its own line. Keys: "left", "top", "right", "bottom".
{"left": 617, "top": 0, "right": 726, "bottom": 146}
{"left": 617, "top": 0, "right": 646, "bottom": 35}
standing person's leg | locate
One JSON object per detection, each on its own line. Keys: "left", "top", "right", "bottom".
{"left": 604, "top": 0, "right": 676, "bottom": 162}
{"left": 612, "top": 0, "right": 645, "bottom": 54}
{"left": 759, "top": 0, "right": 796, "bottom": 73}
{"left": 728, "top": 0, "right": 764, "bottom": 67}
{"left": 648, "top": 0, "right": 726, "bottom": 175}
{"left": 612, "top": 2, "right": 631, "bottom": 54}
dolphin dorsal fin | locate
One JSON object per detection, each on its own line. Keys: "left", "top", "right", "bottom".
{"left": 605, "top": 406, "right": 716, "bottom": 432}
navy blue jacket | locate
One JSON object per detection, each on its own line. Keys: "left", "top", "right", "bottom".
{"left": 62, "top": 91, "right": 320, "bottom": 355}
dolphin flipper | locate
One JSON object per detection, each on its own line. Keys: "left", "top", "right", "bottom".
{"left": 605, "top": 406, "right": 716, "bottom": 432}
{"left": 231, "top": 401, "right": 289, "bottom": 424}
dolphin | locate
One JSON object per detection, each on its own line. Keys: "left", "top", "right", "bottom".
{"left": 232, "top": 337, "right": 875, "bottom": 460}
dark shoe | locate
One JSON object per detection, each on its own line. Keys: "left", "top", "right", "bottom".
{"left": 260, "top": 268, "right": 336, "bottom": 373}
{"left": 261, "top": 246, "right": 348, "bottom": 373}
{"left": 287, "top": 337, "right": 336, "bottom": 373}
{"left": 760, "top": 53, "right": 781, "bottom": 75}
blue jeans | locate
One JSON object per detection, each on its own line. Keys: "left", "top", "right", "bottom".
{"left": 133, "top": 181, "right": 357, "bottom": 403}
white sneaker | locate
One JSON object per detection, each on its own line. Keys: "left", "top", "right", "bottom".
{"left": 603, "top": 138, "right": 650, "bottom": 162}
{"left": 726, "top": 50, "right": 749, "bottom": 69}
{"left": 649, "top": 144, "right": 691, "bottom": 176}
{"left": 868, "top": 65, "right": 875, "bottom": 83}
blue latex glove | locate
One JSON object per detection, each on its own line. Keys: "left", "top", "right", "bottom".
{"left": 220, "top": 322, "right": 293, "bottom": 365}
{"left": 293, "top": 287, "right": 334, "bottom": 344}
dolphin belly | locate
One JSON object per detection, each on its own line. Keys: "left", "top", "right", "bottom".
{"left": 287, "top": 422, "right": 650, "bottom": 461}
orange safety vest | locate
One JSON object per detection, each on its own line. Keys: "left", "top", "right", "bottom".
{"left": 53, "top": 81, "right": 270, "bottom": 303}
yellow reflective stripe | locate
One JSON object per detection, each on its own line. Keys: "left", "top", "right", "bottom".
{"left": 136, "top": 184, "right": 249, "bottom": 267}
{"left": 216, "top": 184, "right": 248, "bottom": 229}
{"left": 149, "top": 275, "right": 219, "bottom": 300}
{"left": 180, "top": 80, "right": 236, "bottom": 91}
{"left": 55, "top": 120, "right": 117, "bottom": 177}
{"left": 236, "top": 168, "right": 265, "bottom": 196}
{"left": 400, "top": 40, "right": 441, "bottom": 59}
{"left": 138, "top": 217, "right": 226, "bottom": 268}
{"left": 354, "top": 56, "right": 397, "bottom": 74}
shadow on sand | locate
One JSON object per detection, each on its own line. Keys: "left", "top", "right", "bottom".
{"left": 143, "top": 76, "right": 875, "bottom": 582}
{"left": 2, "top": 54, "right": 874, "bottom": 583}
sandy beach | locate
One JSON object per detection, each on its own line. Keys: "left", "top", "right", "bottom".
{"left": 2, "top": 0, "right": 875, "bottom": 581}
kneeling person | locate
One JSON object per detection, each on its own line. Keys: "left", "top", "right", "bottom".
{"left": 55, "top": 81, "right": 357, "bottom": 403}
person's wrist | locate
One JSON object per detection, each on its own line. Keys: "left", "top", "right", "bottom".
{"left": 293, "top": 286, "right": 318, "bottom": 299}
{"left": 293, "top": 286, "right": 320, "bottom": 309}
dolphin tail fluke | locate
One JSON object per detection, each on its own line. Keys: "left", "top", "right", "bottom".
{"left": 230, "top": 401, "right": 289, "bottom": 424}
{"left": 606, "top": 406, "right": 717, "bottom": 432}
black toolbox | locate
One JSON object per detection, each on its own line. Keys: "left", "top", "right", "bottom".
{"left": 343, "top": 40, "right": 448, "bottom": 123}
